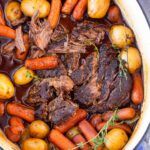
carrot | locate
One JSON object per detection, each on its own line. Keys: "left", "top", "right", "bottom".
{"left": 62, "top": 0, "right": 79, "bottom": 15}
{"left": 55, "top": 109, "right": 87, "bottom": 133}
{"left": 5, "top": 127, "right": 21, "bottom": 142}
{"left": 78, "top": 120, "right": 98, "bottom": 147}
{"left": 66, "top": 127, "right": 90, "bottom": 150}
{"left": 7, "top": 103, "right": 35, "bottom": 122}
{"left": 9, "top": 117, "right": 25, "bottom": 135}
{"left": 90, "top": 114, "right": 102, "bottom": 128}
{"left": 16, "top": 34, "right": 29, "bottom": 60}
{"left": 102, "top": 108, "right": 136, "bottom": 121}
{"left": 48, "top": 0, "right": 62, "bottom": 29}
{"left": 0, "top": 8, "right": 6, "bottom": 25}
{"left": 25, "top": 56, "right": 58, "bottom": 70}
{"left": 49, "top": 129, "right": 76, "bottom": 149}
{"left": 96, "top": 122, "right": 132, "bottom": 134}
{"left": 0, "top": 102, "right": 4, "bottom": 116}
{"left": 131, "top": 73, "right": 144, "bottom": 105}
{"left": 0, "top": 25, "right": 15, "bottom": 39}
{"left": 72, "top": 0, "right": 87, "bottom": 21}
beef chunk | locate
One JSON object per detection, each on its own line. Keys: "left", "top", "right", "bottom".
{"left": 75, "top": 74, "right": 101, "bottom": 106}
{"left": 41, "top": 75, "right": 74, "bottom": 93}
{"left": 27, "top": 81, "right": 55, "bottom": 106}
{"left": 48, "top": 94, "right": 78, "bottom": 125}
{"left": 87, "top": 44, "right": 132, "bottom": 113}
{"left": 71, "top": 52, "right": 98, "bottom": 85}
{"left": 36, "top": 60, "right": 67, "bottom": 78}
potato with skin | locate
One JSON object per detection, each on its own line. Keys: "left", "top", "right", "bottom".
{"left": 5, "top": 1, "right": 22, "bottom": 22}
{"left": 22, "top": 138, "right": 48, "bottom": 150}
{"left": 29, "top": 120, "right": 50, "bottom": 139}
{"left": 105, "top": 128, "right": 128, "bottom": 150}
{"left": 120, "top": 47, "right": 142, "bottom": 74}
{"left": 21, "top": 0, "right": 50, "bottom": 18}
{"left": 0, "top": 74, "right": 15, "bottom": 100}
{"left": 13, "top": 67, "right": 34, "bottom": 85}
{"left": 88, "top": 0, "right": 110, "bottom": 18}
{"left": 109, "top": 25, "right": 134, "bottom": 48}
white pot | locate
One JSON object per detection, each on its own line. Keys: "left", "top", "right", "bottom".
{"left": 114, "top": 0, "right": 150, "bottom": 149}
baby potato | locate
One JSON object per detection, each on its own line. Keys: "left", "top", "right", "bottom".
{"left": 5, "top": 1, "right": 22, "bottom": 22}
{"left": 22, "top": 138, "right": 48, "bottom": 150}
{"left": 29, "top": 120, "right": 50, "bottom": 139}
{"left": 109, "top": 25, "right": 134, "bottom": 48}
{"left": 0, "top": 74, "right": 15, "bottom": 100}
{"left": 120, "top": 47, "right": 142, "bottom": 74}
{"left": 88, "top": 0, "right": 110, "bottom": 18}
{"left": 105, "top": 128, "right": 128, "bottom": 150}
{"left": 13, "top": 67, "right": 34, "bottom": 85}
{"left": 21, "top": 0, "right": 50, "bottom": 18}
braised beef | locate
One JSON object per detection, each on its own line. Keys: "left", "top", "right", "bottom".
{"left": 11, "top": 16, "right": 28, "bottom": 26}
{"left": 1, "top": 41, "right": 15, "bottom": 55}
{"left": 71, "top": 52, "right": 98, "bottom": 85}
{"left": 29, "top": 12, "right": 53, "bottom": 50}
{"left": 48, "top": 94, "right": 78, "bottom": 125}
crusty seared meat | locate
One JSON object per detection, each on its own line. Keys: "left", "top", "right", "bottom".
{"left": 48, "top": 94, "right": 78, "bottom": 125}
{"left": 1, "top": 41, "right": 15, "bottom": 55}
{"left": 11, "top": 16, "right": 28, "bottom": 26}
{"left": 30, "top": 12, "right": 53, "bottom": 50}
{"left": 71, "top": 52, "right": 98, "bottom": 85}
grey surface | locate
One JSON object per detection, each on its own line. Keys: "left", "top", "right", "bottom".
{"left": 136, "top": 0, "right": 150, "bottom": 150}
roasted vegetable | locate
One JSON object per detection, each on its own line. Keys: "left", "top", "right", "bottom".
{"left": 105, "top": 128, "right": 128, "bottom": 150}
{"left": 0, "top": 102, "right": 4, "bottom": 116}
{"left": 120, "top": 47, "right": 142, "bottom": 74}
{"left": 29, "top": 120, "right": 50, "bottom": 139}
{"left": 21, "top": 0, "right": 50, "bottom": 18}
{"left": 22, "top": 138, "right": 48, "bottom": 150}
{"left": 88, "top": 0, "right": 110, "bottom": 18}
{"left": 0, "top": 7, "right": 6, "bottom": 25}
{"left": 90, "top": 114, "right": 102, "bottom": 128}
{"left": 109, "top": 25, "right": 134, "bottom": 48}
{"left": 5, "top": 1, "right": 22, "bottom": 22}
{"left": 132, "top": 73, "right": 144, "bottom": 105}
{"left": 13, "top": 67, "right": 34, "bottom": 85}
{"left": 49, "top": 129, "right": 75, "bottom": 149}
{"left": 0, "top": 73, "right": 15, "bottom": 100}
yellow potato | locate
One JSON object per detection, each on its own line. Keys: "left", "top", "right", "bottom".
{"left": 110, "top": 25, "right": 134, "bottom": 48}
{"left": 120, "top": 47, "right": 142, "bottom": 74}
{"left": 5, "top": 1, "right": 22, "bottom": 22}
{"left": 13, "top": 67, "right": 34, "bottom": 85}
{"left": 105, "top": 128, "right": 128, "bottom": 150}
{"left": 0, "top": 74, "right": 15, "bottom": 100}
{"left": 88, "top": 0, "right": 110, "bottom": 18}
{"left": 29, "top": 120, "right": 50, "bottom": 139}
{"left": 21, "top": 0, "right": 50, "bottom": 18}
{"left": 22, "top": 138, "right": 48, "bottom": 150}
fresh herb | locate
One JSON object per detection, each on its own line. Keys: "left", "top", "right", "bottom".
{"left": 112, "top": 44, "right": 120, "bottom": 52}
{"left": 26, "top": 71, "right": 40, "bottom": 81}
{"left": 121, "top": 115, "right": 140, "bottom": 125}
{"left": 72, "top": 109, "right": 118, "bottom": 150}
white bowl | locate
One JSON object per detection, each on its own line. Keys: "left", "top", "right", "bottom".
{"left": 114, "top": 0, "right": 150, "bottom": 149}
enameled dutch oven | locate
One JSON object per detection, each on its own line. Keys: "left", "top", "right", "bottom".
{"left": 0, "top": 0, "right": 150, "bottom": 150}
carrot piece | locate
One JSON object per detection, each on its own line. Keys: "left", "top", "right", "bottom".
{"left": 78, "top": 120, "right": 98, "bottom": 147}
{"left": 0, "top": 25, "right": 15, "bottom": 39}
{"left": 90, "top": 114, "right": 102, "bottom": 128}
{"left": 5, "top": 127, "right": 21, "bottom": 143}
{"left": 102, "top": 107, "right": 136, "bottom": 121}
{"left": 49, "top": 129, "right": 76, "bottom": 149}
{"left": 9, "top": 117, "right": 25, "bottom": 135}
{"left": 62, "top": 0, "right": 79, "bottom": 15}
{"left": 0, "top": 102, "right": 4, "bottom": 116}
{"left": 55, "top": 109, "right": 87, "bottom": 133}
{"left": 72, "top": 0, "right": 88, "bottom": 21}
{"left": 48, "top": 0, "right": 62, "bottom": 29}
{"left": 7, "top": 103, "right": 35, "bottom": 122}
{"left": 16, "top": 34, "right": 29, "bottom": 60}
{"left": 25, "top": 56, "right": 58, "bottom": 70}
{"left": 131, "top": 73, "right": 144, "bottom": 105}
{"left": 0, "top": 8, "right": 6, "bottom": 25}
{"left": 96, "top": 122, "right": 132, "bottom": 134}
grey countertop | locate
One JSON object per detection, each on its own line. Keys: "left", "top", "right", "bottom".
{"left": 136, "top": 0, "right": 150, "bottom": 149}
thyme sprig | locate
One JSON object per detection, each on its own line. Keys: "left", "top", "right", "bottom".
{"left": 84, "top": 40, "right": 99, "bottom": 53}
{"left": 26, "top": 71, "right": 40, "bottom": 81}
{"left": 72, "top": 109, "right": 119, "bottom": 150}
